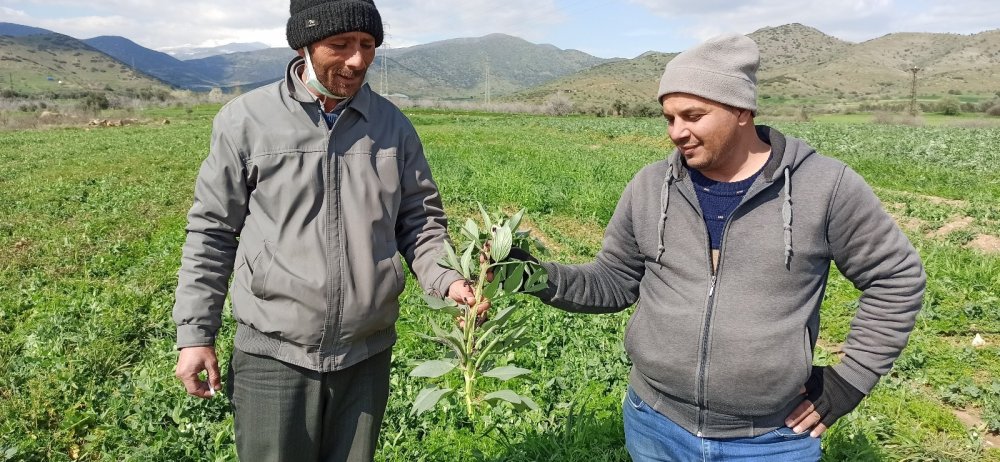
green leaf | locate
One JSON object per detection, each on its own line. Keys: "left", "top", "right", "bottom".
{"left": 507, "top": 208, "right": 526, "bottom": 234}
{"left": 481, "top": 265, "right": 506, "bottom": 301}
{"left": 411, "top": 386, "right": 454, "bottom": 416}
{"left": 484, "top": 389, "right": 539, "bottom": 411}
{"left": 482, "top": 365, "right": 532, "bottom": 381}
{"left": 460, "top": 241, "right": 475, "bottom": 279}
{"left": 421, "top": 294, "right": 462, "bottom": 317}
{"left": 410, "top": 359, "right": 458, "bottom": 378}
{"left": 519, "top": 395, "right": 541, "bottom": 411}
{"left": 461, "top": 218, "right": 480, "bottom": 242}
{"left": 478, "top": 203, "right": 493, "bottom": 231}
{"left": 431, "top": 321, "right": 467, "bottom": 363}
{"left": 476, "top": 305, "right": 516, "bottom": 349}
{"left": 524, "top": 265, "right": 548, "bottom": 292}
{"left": 491, "top": 225, "right": 513, "bottom": 262}
{"left": 503, "top": 261, "right": 525, "bottom": 293}
{"left": 442, "top": 243, "right": 461, "bottom": 271}
{"left": 478, "top": 305, "right": 516, "bottom": 333}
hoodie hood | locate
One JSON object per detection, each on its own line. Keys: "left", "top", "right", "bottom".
{"left": 657, "top": 125, "right": 817, "bottom": 267}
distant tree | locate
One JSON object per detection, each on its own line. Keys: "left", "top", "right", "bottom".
{"left": 937, "top": 96, "right": 961, "bottom": 116}
{"left": 543, "top": 92, "right": 573, "bottom": 116}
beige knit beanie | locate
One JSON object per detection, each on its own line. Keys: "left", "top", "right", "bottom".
{"left": 657, "top": 34, "right": 759, "bottom": 112}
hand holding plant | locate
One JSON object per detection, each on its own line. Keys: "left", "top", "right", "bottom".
{"left": 411, "top": 205, "right": 547, "bottom": 420}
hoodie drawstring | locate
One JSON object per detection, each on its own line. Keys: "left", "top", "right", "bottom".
{"left": 657, "top": 163, "right": 792, "bottom": 267}
{"left": 656, "top": 164, "right": 675, "bottom": 263}
{"left": 782, "top": 166, "right": 793, "bottom": 268}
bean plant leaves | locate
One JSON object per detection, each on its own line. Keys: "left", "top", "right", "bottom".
{"left": 442, "top": 244, "right": 461, "bottom": 272}
{"left": 482, "top": 365, "right": 531, "bottom": 381}
{"left": 507, "top": 208, "right": 525, "bottom": 234}
{"left": 484, "top": 389, "right": 539, "bottom": 411}
{"left": 411, "top": 386, "right": 454, "bottom": 416}
{"left": 410, "top": 360, "right": 458, "bottom": 378}
{"left": 462, "top": 218, "right": 480, "bottom": 242}
{"left": 478, "top": 203, "right": 493, "bottom": 231}
{"left": 504, "top": 262, "right": 525, "bottom": 294}
{"left": 421, "top": 294, "right": 461, "bottom": 317}
{"left": 460, "top": 242, "right": 475, "bottom": 279}
{"left": 491, "top": 225, "right": 513, "bottom": 262}
{"left": 482, "top": 265, "right": 506, "bottom": 301}
{"left": 524, "top": 266, "right": 548, "bottom": 293}
{"left": 431, "top": 321, "right": 467, "bottom": 363}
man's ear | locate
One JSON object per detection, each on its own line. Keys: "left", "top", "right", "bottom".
{"left": 296, "top": 47, "right": 307, "bottom": 58}
{"left": 736, "top": 108, "right": 754, "bottom": 126}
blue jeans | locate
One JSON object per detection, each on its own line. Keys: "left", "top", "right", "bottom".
{"left": 624, "top": 386, "right": 821, "bottom": 462}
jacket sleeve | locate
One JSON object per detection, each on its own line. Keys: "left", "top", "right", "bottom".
{"left": 827, "top": 166, "right": 925, "bottom": 394}
{"left": 394, "top": 129, "right": 463, "bottom": 297}
{"left": 173, "top": 117, "right": 249, "bottom": 348}
{"left": 535, "top": 179, "right": 645, "bottom": 313}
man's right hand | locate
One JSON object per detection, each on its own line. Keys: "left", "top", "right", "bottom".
{"left": 175, "top": 346, "right": 222, "bottom": 399}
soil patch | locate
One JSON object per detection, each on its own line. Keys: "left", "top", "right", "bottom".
{"left": 952, "top": 408, "right": 1000, "bottom": 449}
{"left": 928, "top": 216, "right": 974, "bottom": 238}
{"left": 968, "top": 234, "right": 1000, "bottom": 255}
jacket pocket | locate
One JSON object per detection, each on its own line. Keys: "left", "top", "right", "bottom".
{"left": 250, "top": 241, "right": 274, "bottom": 299}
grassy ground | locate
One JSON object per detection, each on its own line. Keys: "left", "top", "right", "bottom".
{"left": 0, "top": 107, "right": 998, "bottom": 461}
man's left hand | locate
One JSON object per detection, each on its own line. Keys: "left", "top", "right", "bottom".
{"left": 447, "top": 279, "right": 490, "bottom": 327}
{"left": 785, "top": 366, "right": 865, "bottom": 437}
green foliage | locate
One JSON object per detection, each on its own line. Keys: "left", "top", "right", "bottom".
{"left": 1, "top": 107, "right": 998, "bottom": 460}
{"left": 411, "top": 207, "right": 547, "bottom": 421}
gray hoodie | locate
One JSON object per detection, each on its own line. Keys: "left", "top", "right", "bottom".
{"left": 538, "top": 126, "right": 925, "bottom": 438}
{"left": 173, "top": 57, "right": 461, "bottom": 372}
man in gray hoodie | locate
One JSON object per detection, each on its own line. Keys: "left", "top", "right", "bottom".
{"left": 172, "top": 1, "right": 481, "bottom": 460}
{"left": 523, "top": 34, "right": 925, "bottom": 460}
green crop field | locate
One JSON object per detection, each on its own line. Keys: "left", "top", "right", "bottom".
{"left": 1, "top": 107, "right": 998, "bottom": 461}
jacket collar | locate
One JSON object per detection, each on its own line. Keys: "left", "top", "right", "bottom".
{"left": 284, "top": 56, "right": 373, "bottom": 121}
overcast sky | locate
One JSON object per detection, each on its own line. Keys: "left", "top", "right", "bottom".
{"left": 2, "top": 0, "right": 998, "bottom": 58}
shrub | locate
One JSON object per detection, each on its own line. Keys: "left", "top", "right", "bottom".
{"left": 937, "top": 96, "right": 961, "bottom": 116}
{"left": 987, "top": 104, "right": 1000, "bottom": 117}
{"left": 80, "top": 92, "right": 110, "bottom": 112}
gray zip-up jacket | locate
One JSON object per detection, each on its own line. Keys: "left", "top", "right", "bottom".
{"left": 538, "top": 126, "right": 925, "bottom": 438}
{"left": 173, "top": 57, "right": 460, "bottom": 372}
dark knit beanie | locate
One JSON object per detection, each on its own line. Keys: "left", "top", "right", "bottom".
{"left": 286, "top": 0, "right": 384, "bottom": 50}
{"left": 657, "top": 34, "right": 759, "bottom": 112}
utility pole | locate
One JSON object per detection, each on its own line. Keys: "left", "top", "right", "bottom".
{"left": 484, "top": 58, "right": 491, "bottom": 108}
{"left": 908, "top": 66, "right": 921, "bottom": 116}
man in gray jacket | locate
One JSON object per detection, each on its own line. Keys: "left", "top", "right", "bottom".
{"left": 522, "top": 34, "right": 925, "bottom": 460}
{"left": 172, "top": 1, "right": 479, "bottom": 460}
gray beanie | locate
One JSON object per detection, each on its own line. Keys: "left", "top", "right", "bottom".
{"left": 657, "top": 34, "right": 759, "bottom": 112}
{"left": 286, "top": 0, "right": 384, "bottom": 50}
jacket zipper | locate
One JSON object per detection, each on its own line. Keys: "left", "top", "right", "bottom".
{"left": 319, "top": 104, "right": 342, "bottom": 363}
{"left": 689, "top": 169, "right": 780, "bottom": 437}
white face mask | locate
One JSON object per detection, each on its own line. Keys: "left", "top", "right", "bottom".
{"left": 303, "top": 48, "right": 347, "bottom": 100}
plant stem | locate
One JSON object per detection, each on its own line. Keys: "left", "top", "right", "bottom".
{"left": 460, "top": 253, "right": 493, "bottom": 419}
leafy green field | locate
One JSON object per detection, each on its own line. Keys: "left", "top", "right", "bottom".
{"left": 1, "top": 107, "right": 998, "bottom": 461}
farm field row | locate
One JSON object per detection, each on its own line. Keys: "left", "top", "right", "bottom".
{"left": 0, "top": 106, "right": 997, "bottom": 461}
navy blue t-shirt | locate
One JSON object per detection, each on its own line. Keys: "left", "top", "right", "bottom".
{"left": 689, "top": 163, "right": 767, "bottom": 250}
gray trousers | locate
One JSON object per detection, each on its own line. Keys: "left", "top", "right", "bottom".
{"left": 226, "top": 348, "right": 392, "bottom": 462}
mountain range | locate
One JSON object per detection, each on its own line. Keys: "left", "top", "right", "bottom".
{"left": 1, "top": 21, "right": 998, "bottom": 108}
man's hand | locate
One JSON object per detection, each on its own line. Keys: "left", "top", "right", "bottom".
{"left": 448, "top": 279, "right": 490, "bottom": 328}
{"left": 175, "top": 346, "right": 222, "bottom": 399}
{"left": 785, "top": 366, "right": 865, "bottom": 437}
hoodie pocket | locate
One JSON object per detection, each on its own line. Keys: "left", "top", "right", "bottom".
{"left": 250, "top": 241, "right": 274, "bottom": 299}
{"left": 802, "top": 326, "right": 813, "bottom": 376}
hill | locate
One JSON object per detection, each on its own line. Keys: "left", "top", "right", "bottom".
{"left": 511, "top": 23, "right": 1000, "bottom": 111}
{"left": 374, "top": 33, "right": 612, "bottom": 100}
{"left": 0, "top": 33, "right": 171, "bottom": 94}
{"left": 84, "top": 36, "right": 216, "bottom": 89}
{"left": 0, "top": 22, "right": 53, "bottom": 37}
{"left": 184, "top": 48, "right": 297, "bottom": 90}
